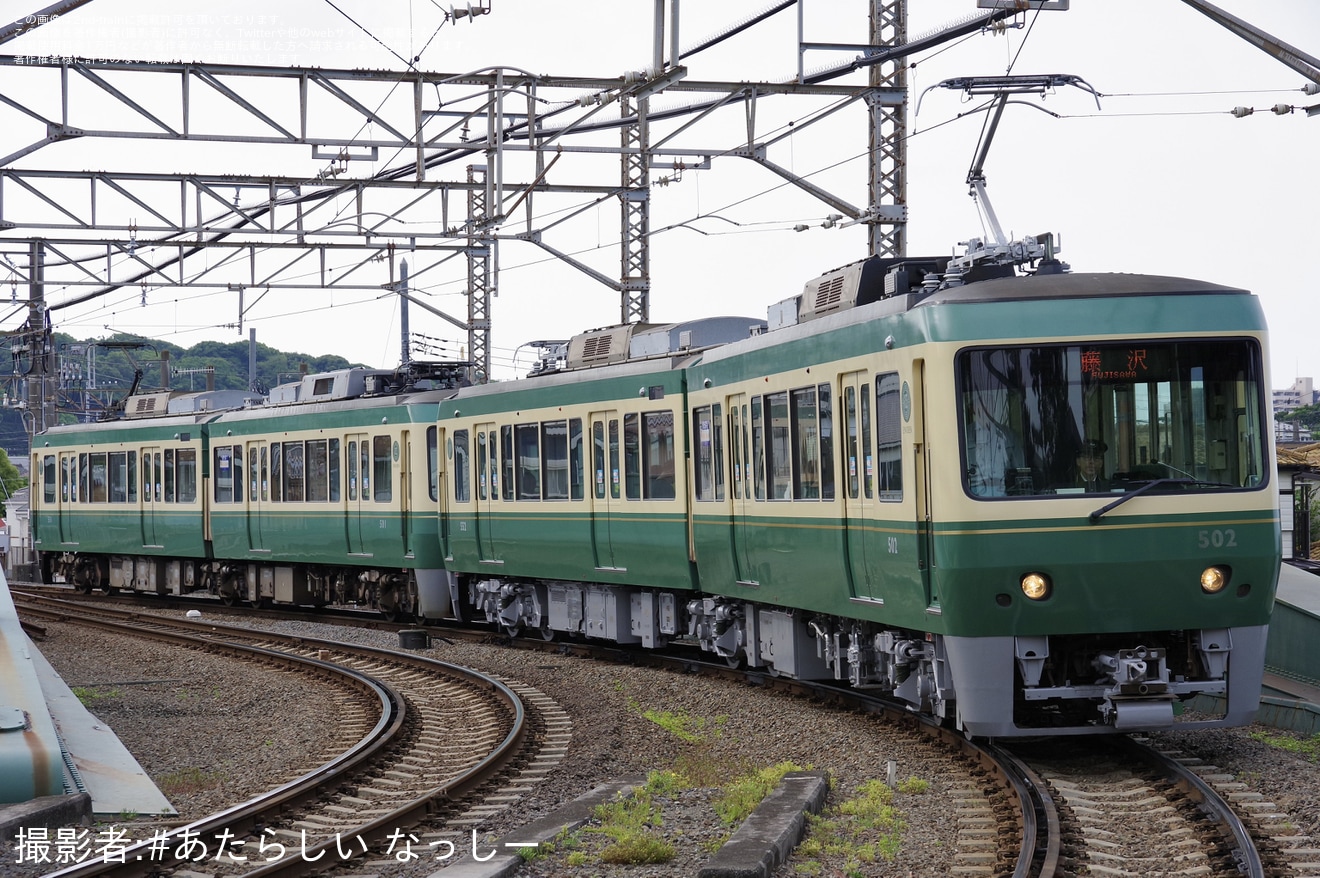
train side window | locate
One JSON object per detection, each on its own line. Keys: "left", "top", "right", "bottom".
{"left": 270, "top": 443, "right": 282, "bottom": 502}
{"left": 845, "top": 386, "right": 859, "bottom": 499}
{"left": 728, "top": 405, "right": 742, "bottom": 500}
{"left": 609, "top": 419, "right": 621, "bottom": 499}
{"left": 164, "top": 450, "right": 175, "bottom": 502}
{"left": 876, "top": 372, "right": 904, "bottom": 501}
{"left": 818, "top": 384, "right": 834, "bottom": 500}
{"left": 593, "top": 422, "right": 606, "bottom": 499}
{"left": 87, "top": 453, "right": 106, "bottom": 503}
{"left": 712, "top": 403, "right": 724, "bottom": 501}
{"left": 501, "top": 426, "right": 515, "bottom": 501}
{"left": 475, "top": 432, "right": 486, "bottom": 500}
{"left": 62, "top": 456, "right": 72, "bottom": 502}
{"left": 861, "top": 384, "right": 873, "bottom": 499}
{"left": 307, "top": 440, "right": 329, "bottom": 502}
{"left": 177, "top": 449, "right": 197, "bottom": 502}
{"left": 751, "top": 398, "right": 766, "bottom": 500}
{"left": 516, "top": 423, "right": 540, "bottom": 500}
{"left": 43, "top": 455, "right": 56, "bottom": 503}
{"left": 108, "top": 452, "right": 126, "bottom": 503}
{"left": 426, "top": 428, "right": 438, "bottom": 502}
{"left": 260, "top": 446, "right": 269, "bottom": 502}
{"left": 765, "top": 392, "right": 790, "bottom": 500}
{"left": 233, "top": 445, "right": 243, "bottom": 503}
{"left": 569, "top": 418, "right": 584, "bottom": 501}
{"left": 150, "top": 452, "right": 160, "bottom": 503}
{"left": 328, "top": 439, "right": 341, "bottom": 502}
{"left": 372, "top": 435, "right": 391, "bottom": 501}
{"left": 285, "top": 442, "right": 306, "bottom": 501}
{"left": 642, "top": 411, "right": 675, "bottom": 500}
{"left": 488, "top": 431, "right": 498, "bottom": 499}
{"left": 541, "top": 420, "right": 568, "bottom": 500}
{"left": 693, "top": 406, "right": 714, "bottom": 501}
{"left": 454, "top": 429, "right": 471, "bottom": 503}
{"left": 623, "top": 413, "right": 641, "bottom": 500}
{"left": 790, "top": 388, "right": 819, "bottom": 500}
{"left": 348, "top": 440, "right": 358, "bottom": 500}
{"left": 214, "top": 446, "right": 234, "bottom": 503}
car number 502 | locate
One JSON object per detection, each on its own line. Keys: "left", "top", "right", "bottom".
{"left": 1197, "top": 528, "right": 1236, "bottom": 549}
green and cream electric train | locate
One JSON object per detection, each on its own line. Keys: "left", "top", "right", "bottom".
{"left": 30, "top": 249, "right": 1280, "bottom": 737}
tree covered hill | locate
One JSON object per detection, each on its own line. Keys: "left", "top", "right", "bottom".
{"left": 1, "top": 333, "right": 363, "bottom": 460}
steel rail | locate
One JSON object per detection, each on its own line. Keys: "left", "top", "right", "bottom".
{"left": 16, "top": 597, "right": 529, "bottom": 878}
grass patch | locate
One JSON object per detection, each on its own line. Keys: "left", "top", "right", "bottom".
{"left": 157, "top": 767, "right": 223, "bottom": 795}
{"left": 640, "top": 707, "right": 726, "bottom": 744}
{"left": 715, "top": 761, "right": 809, "bottom": 825}
{"left": 1249, "top": 730, "right": 1320, "bottom": 762}
{"left": 795, "top": 777, "right": 919, "bottom": 874}
{"left": 70, "top": 686, "right": 119, "bottom": 705}
{"left": 587, "top": 780, "right": 676, "bottom": 865}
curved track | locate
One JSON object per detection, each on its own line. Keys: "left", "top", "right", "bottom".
{"left": 15, "top": 594, "right": 537, "bottom": 877}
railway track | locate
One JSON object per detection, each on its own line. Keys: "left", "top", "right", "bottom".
{"left": 16, "top": 586, "right": 1318, "bottom": 877}
{"left": 12, "top": 593, "right": 568, "bottom": 878}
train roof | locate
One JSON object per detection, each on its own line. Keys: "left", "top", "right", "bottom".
{"left": 916, "top": 272, "right": 1249, "bottom": 306}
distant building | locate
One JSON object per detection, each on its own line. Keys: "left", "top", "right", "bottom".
{"left": 1274, "top": 377, "right": 1316, "bottom": 442}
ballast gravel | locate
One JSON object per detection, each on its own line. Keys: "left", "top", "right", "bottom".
{"left": 5, "top": 609, "right": 1320, "bottom": 878}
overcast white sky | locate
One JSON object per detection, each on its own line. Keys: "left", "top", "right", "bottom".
{"left": 2, "top": 0, "right": 1317, "bottom": 387}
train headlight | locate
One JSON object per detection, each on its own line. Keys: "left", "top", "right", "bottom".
{"left": 1020, "top": 573, "right": 1052, "bottom": 601}
{"left": 1200, "top": 566, "right": 1231, "bottom": 594}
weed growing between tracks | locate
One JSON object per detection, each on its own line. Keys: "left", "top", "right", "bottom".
{"left": 1249, "top": 729, "right": 1320, "bottom": 762}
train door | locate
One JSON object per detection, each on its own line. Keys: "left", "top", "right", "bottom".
{"left": 473, "top": 423, "right": 498, "bottom": 561}
{"left": 141, "top": 446, "right": 162, "bottom": 548}
{"left": 840, "top": 371, "right": 884, "bottom": 600}
{"left": 589, "top": 411, "right": 622, "bottom": 570}
{"left": 726, "top": 393, "right": 756, "bottom": 584}
{"left": 58, "top": 451, "right": 78, "bottom": 545}
{"left": 245, "top": 440, "right": 268, "bottom": 553}
{"left": 345, "top": 433, "right": 369, "bottom": 557}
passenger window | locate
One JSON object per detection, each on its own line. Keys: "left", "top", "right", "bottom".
{"left": 624, "top": 413, "right": 640, "bottom": 500}
{"left": 454, "top": 429, "right": 471, "bottom": 503}
{"left": 43, "top": 455, "right": 55, "bottom": 503}
{"left": 516, "top": 423, "right": 540, "bottom": 500}
{"left": 876, "top": 372, "right": 903, "bottom": 501}
{"left": 569, "top": 418, "right": 584, "bottom": 501}
{"left": 643, "top": 411, "right": 675, "bottom": 500}
{"left": 541, "top": 420, "right": 568, "bottom": 500}
{"left": 214, "top": 447, "right": 234, "bottom": 503}
{"left": 372, "top": 435, "right": 391, "bottom": 501}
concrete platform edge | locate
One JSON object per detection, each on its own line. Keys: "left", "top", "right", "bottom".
{"left": 698, "top": 770, "right": 831, "bottom": 878}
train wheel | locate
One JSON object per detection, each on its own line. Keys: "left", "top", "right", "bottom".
{"left": 724, "top": 651, "right": 744, "bottom": 670}
{"left": 503, "top": 623, "right": 521, "bottom": 638}
{"left": 539, "top": 624, "right": 555, "bottom": 642}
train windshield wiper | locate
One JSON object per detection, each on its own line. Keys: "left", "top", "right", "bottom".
{"left": 1088, "top": 478, "right": 1194, "bottom": 522}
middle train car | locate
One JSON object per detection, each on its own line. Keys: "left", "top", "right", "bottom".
{"left": 434, "top": 256, "right": 1279, "bottom": 737}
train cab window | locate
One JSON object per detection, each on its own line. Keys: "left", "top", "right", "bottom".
{"left": 876, "top": 373, "right": 903, "bottom": 501}
{"left": 177, "top": 449, "right": 198, "bottom": 502}
{"left": 43, "top": 455, "right": 56, "bottom": 503}
{"left": 516, "top": 423, "right": 540, "bottom": 500}
{"left": 958, "top": 340, "right": 1268, "bottom": 498}
{"left": 541, "top": 420, "right": 568, "bottom": 500}
{"left": 642, "top": 411, "right": 675, "bottom": 500}
{"left": 454, "top": 430, "right": 471, "bottom": 503}
{"left": 372, "top": 435, "right": 392, "bottom": 501}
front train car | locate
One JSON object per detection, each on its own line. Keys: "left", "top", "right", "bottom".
{"left": 928, "top": 272, "right": 1278, "bottom": 736}
{"left": 681, "top": 253, "right": 1278, "bottom": 738}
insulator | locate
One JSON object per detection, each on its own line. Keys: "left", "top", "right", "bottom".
{"left": 1271, "top": 103, "right": 1294, "bottom": 115}
{"left": 1305, "top": 83, "right": 1320, "bottom": 96}
{"left": 1230, "top": 106, "right": 1254, "bottom": 118}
